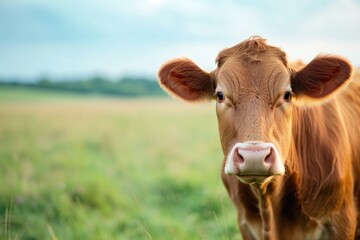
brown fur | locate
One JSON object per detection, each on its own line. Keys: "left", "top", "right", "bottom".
{"left": 158, "top": 36, "right": 360, "bottom": 239}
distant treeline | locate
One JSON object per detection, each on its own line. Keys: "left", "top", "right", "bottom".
{"left": 0, "top": 76, "right": 167, "bottom": 97}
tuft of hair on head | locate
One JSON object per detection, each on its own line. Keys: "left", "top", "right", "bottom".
{"left": 216, "top": 36, "right": 287, "bottom": 67}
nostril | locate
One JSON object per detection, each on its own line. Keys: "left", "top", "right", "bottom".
{"left": 264, "top": 148, "right": 275, "bottom": 165}
{"left": 234, "top": 148, "right": 245, "bottom": 165}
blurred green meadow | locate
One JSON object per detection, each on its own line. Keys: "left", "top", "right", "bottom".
{"left": 0, "top": 87, "right": 240, "bottom": 240}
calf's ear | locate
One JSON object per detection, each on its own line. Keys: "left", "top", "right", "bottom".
{"left": 158, "top": 58, "right": 215, "bottom": 101}
{"left": 291, "top": 56, "right": 352, "bottom": 104}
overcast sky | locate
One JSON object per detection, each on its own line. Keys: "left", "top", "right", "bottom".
{"left": 0, "top": 0, "right": 359, "bottom": 79}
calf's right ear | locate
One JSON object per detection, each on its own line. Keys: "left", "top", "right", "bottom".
{"left": 158, "top": 58, "right": 215, "bottom": 101}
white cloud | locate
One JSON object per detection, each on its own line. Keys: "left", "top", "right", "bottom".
{"left": 277, "top": 38, "right": 360, "bottom": 66}
{"left": 1, "top": 0, "right": 360, "bottom": 78}
{"left": 298, "top": 0, "right": 360, "bottom": 40}
{"left": 269, "top": 0, "right": 360, "bottom": 66}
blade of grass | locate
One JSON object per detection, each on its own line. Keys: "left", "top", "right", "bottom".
{"left": 47, "top": 224, "right": 58, "bottom": 240}
{"left": 4, "top": 197, "right": 14, "bottom": 240}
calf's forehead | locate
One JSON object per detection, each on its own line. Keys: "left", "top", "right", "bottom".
{"left": 215, "top": 57, "right": 291, "bottom": 97}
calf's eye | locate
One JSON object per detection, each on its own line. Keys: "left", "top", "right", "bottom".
{"left": 283, "top": 91, "right": 292, "bottom": 102}
{"left": 217, "top": 91, "right": 225, "bottom": 102}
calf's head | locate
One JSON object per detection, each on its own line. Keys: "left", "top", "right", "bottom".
{"left": 158, "top": 37, "right": 352, "bottom": 187}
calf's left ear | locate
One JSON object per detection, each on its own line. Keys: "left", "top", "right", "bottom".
{"left": 158, "top": 58, "right": 215, "bottom": 101}
{"left": 291, "top": 56, "right": 352, "bottom": 103}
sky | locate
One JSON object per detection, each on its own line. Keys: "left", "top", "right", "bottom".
{"left": 0, "top": 0, "right": 359, "bottom": 80}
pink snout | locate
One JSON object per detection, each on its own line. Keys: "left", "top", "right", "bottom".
{"left": 224, "top": 141, "right": 285, "bottom": 180}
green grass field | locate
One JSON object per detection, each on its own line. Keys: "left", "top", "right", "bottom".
{"left": 0, "top": 87, "right": 240, "bottom": 240}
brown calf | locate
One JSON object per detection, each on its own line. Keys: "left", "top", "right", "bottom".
{"left": 158, "top": 37, "right": 360, "bottom": 240}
